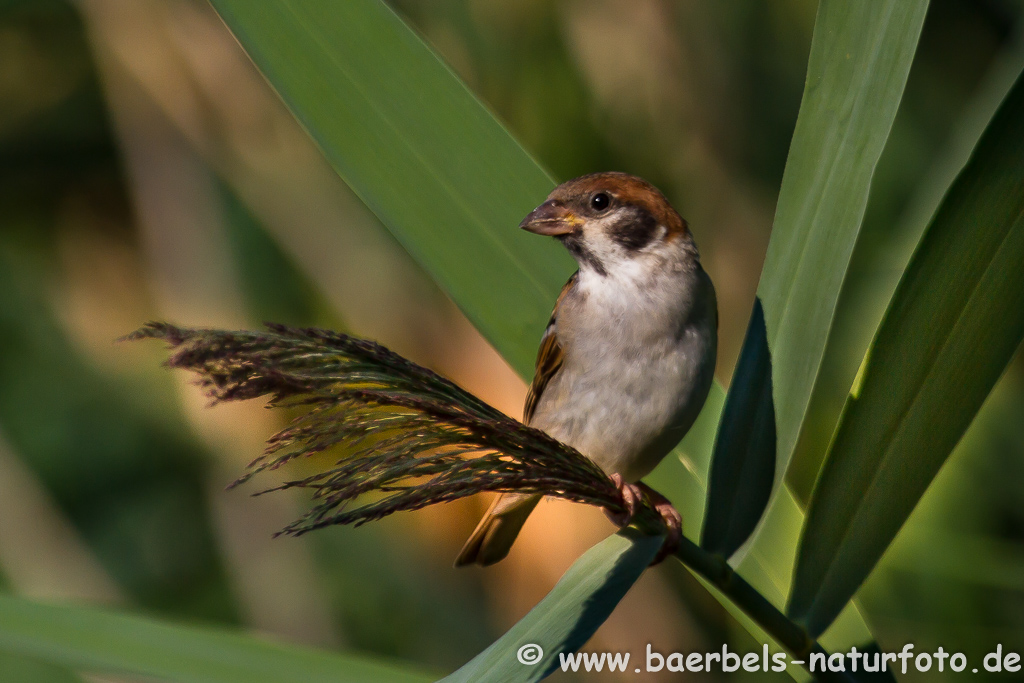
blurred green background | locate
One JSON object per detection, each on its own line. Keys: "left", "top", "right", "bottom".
{"left": 1, "top": 0, "right": 1022, "bottom": 680}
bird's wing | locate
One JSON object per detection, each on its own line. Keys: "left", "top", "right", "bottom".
{"left": 523, "top": 272, "right": 577, "bottom": 424}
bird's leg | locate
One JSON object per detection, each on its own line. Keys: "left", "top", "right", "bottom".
{"left": 604, "top": 473, "right": 644, "bottom": 528}
{"left": 637, "top": 482, "right": 682, "bottom": 565}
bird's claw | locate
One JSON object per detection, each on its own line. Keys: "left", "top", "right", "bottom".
{"left": 604, "top": 473, "right": 643, "bottom": 528}
{"left": 642, "top": 483, "right": 682, "bottom": 565}
{"left": 604, "top": 476, "right": 682, "bottom": 566}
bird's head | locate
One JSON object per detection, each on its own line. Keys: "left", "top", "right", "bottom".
{"left": 520, "top": 172, "right": 694, "bottom": 278}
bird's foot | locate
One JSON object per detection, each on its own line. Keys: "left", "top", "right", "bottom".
{"left": 604, "top": 473, "right": 643, "bottom": 528}
{"left": 604, "top": 476, "right": 681, "bottom": 565}
{"left": 638, "top": 482, "right": 682, "bottom": 565}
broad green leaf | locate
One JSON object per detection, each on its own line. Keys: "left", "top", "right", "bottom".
{"left": 701, "top": 299, "right": 775, "bottom": 555}
{"left": 787, "top": 25, "right": 1024, "bottom": 504}
{"left": 702, "top": 0, "right": 929, "bottom": 559}
{"left": 759, "top": 0, "right": 929, "bottom": 483}
{"left": 208, "top": 0, "right": 572, "bottom": 379}
{"left": 442, "top": 530, "right": 661, "bottom": 682}
{"left": 0, "top": 651, "right": 83, "bottom": 683}
{"left": 0, "top": 593, "right": 431, "bottom": 683}
{"left": 789, "top": 67, "right": 1024, "bottom": 637}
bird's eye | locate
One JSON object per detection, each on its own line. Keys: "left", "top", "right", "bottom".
{"left": 590, "top": 192, "right": 610, "bottom": 212}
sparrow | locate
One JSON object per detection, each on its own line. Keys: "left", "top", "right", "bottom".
{"left": 455, "top": 172, "right": 717, "bottom": 567}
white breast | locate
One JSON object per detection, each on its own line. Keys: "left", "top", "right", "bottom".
{"left": 529, "top": 261, "right": 717, "bottom": 482}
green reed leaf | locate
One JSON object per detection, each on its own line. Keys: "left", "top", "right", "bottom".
{"left": 790, "top": 66, "right": 1024, "bottom": 637}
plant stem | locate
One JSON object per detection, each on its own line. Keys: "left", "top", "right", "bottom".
{"left": 672, "top": 537, "right": 855, "bottom": 683}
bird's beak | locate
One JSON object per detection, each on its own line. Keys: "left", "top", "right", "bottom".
{"left": 519, "top": 200, "right": 580, "bottom": 236}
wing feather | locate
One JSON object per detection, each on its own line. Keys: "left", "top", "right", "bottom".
{"left": 523, "top": 272, "right": 577, "bottom": 424}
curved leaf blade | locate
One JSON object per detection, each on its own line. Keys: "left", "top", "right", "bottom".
{"left": 702, "top": 0, "right": 929, "bottom": 558}
{"left": 0, "top": 593, "right": 431, "bottom": 683}
{"left": 758, "top": 0, "right": 929, "bottom": 476}
{"left": 0, "top": 652, "right": 83, "bottom": 683}
{"left": 789, "top": 66, "right": 1024, "bottom": 637}
{"left": 208, "top": 0, "right": 573, "bottom": 378}
{"left": 787, "top": 17, "right": 1024, "bottom": 507}
{"left": 701, "top": 298, "right": 775, "bottom": 555}
{"left": 442, "top": 529, "right": 662, "bottom": 682}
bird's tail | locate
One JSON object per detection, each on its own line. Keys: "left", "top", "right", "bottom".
{"left": 454, "top": 492, "right": 541, "bottom": 567}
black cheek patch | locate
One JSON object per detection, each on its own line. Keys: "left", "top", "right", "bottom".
{"left": 610, "top": 208, "right": 659, "bottom": 251}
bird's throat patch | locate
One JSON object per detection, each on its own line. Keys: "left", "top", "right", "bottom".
{"left": 561, "top": 233, "right": 608, "bottom": 276}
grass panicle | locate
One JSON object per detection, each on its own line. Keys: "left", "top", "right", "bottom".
{"left": 127, "top": 322, "right": 661, "bottom": 536}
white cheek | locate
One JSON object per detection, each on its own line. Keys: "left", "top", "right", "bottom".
{"left": 578, "top": 248, "right": 658, "bottom": 307}
{"left": 583, "top": 211, "right": 664, "bottom": 284}
{"left": 585, "top": 231, "right": 619, "bottom": 265}
{"left": 584, "top": 211, "right": 629, "bottom": 262}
